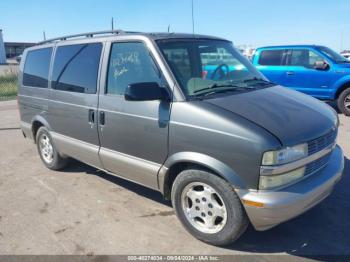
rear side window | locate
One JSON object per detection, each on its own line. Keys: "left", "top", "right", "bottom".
{"left": 258, "top": 49, "right": 285, "bottom": 65}
{"left": 52, "top": 43, "right": 102, "bottom": 94}
{"left": 23, "top": 48, "right": 52, "bottom": 88}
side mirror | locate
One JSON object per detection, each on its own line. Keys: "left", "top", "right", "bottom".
{"left": 314, "top": 60, "right": 329, "bottom": 70}
{"left": 125, "top": 82, "right": 170, "bottom": 101}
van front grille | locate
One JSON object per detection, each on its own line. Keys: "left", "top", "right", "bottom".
{"left": 308, "top": 129, "right": 337, "bottom": 156}
{"left": 305, "top": 153, "right": 331, "bottom": 176}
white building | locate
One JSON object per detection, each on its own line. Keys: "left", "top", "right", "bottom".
{"left": 236, "top": 44, "right": 255, "bottom": 60}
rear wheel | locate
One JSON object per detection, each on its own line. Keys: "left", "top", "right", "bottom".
{"left": 36, "top": 126, "right": 68, "bottom": 170}
{"left": 337, "top": 88, "right": 350, "bottom": 116}
{"left": 171, "top": 169, "right": 248, "bottom": 246}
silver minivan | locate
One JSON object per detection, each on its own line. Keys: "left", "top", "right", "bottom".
{"left": 18, "top": 30, "right": 344, "bottom": 246}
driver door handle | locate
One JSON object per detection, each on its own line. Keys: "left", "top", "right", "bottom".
{"left": 286, "top": 71, "right": 294, "bottom": 75}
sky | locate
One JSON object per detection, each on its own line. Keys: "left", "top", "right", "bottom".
{"left": 1, "top": 0, "right": 350, "bottom": 51}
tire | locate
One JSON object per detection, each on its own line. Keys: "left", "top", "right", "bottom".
{"left": 171, "top": 169, "right": 249, "bottom": 246}
{"left": 337, "top": 88, "right": 350, "bottom": 116}
{"left": 36, "top": 126, "right": 68, "bottom": 170}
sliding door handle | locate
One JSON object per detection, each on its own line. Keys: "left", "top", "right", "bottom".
{"left": 88, "top": 109, "right": 95, "bottom": 123}
{"left": 99, "top": 111, "right": 105, "bottom": 125}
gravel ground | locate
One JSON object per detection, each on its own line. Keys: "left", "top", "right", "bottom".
{"left": 0, "top": 100, "right": 349, "bottom": 259}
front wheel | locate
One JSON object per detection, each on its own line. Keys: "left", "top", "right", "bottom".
{"left": 171, "top": 169, "right": 249, "bottom": 246}
{"left": 337, "top": 88, "right": 350, "bottom": 116}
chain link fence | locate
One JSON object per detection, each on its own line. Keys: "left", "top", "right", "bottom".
{"left": 0, "top": 74, "right": 18, "bottom": 101}
{"left": 0, "top": 64, "right": 18, "bottom": 101}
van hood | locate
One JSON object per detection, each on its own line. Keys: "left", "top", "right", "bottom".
{"left": 205, "top": 86, "right": 338, "bottom": 147}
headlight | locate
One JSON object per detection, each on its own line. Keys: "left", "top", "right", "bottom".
{"left": 330, "top": 106, "right": 339, "bottom": 127}
{"left": 262, "top": 143, "right": 308, "bottom": 166}
{"left": 335, "top": 112, "right": 339, "bottom": 127}
{"left": 259, "top": 167, "right": 305, "bottom": 190}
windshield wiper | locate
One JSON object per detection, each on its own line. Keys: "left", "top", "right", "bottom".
{"left": 193, "top": 83, "right": 253, "bottom": 94}
{"left": 242, "top": 77, "right": 275, "bottom": 85}
{"left": 192, "top": 83, "right": 256, "bottom": 98}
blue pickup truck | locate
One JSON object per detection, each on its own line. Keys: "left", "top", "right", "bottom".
{"left": 252, "top": 45, "right": 350, "bottom": 115}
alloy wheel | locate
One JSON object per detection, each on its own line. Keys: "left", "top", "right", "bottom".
{"left": 39, "top": 134, "right": 54, "bottom": 164}
{"left": 181, "top": 182, "right": 227, "bottom": 234}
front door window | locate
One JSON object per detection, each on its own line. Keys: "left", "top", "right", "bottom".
{"left": 289, "top": 49, "right": 324, "bottom": 68}
{"left": 106, "top": 42, "right": 163, "bottom": 95}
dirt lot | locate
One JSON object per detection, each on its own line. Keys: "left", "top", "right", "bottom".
{"left": 0, "top": 100, "right": 349, "bottom": 258}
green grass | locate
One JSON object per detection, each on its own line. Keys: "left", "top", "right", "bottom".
{"left": 0, "top": 75, "right": 18, "bottom": 100}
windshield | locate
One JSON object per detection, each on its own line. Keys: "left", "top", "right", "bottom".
{"left": 157, "top": 39, "right": 273, "bottom": 98}
{"left": 317, "top": 46, "right": 349, "bottom": 63}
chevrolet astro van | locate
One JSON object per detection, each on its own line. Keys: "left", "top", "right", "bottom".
{"left": 18, "top": 31, "right": 344, "bottom": 246}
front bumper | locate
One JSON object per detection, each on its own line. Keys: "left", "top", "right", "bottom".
{"left": 237, "top": 145, "right": 344, "bottom": 231}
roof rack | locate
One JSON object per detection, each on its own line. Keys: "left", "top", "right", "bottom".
{"left": 37, "top": 30, "right": 132, "bottom": 45}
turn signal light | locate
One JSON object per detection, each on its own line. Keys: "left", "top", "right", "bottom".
{"left": 242, "top": 199, "right": 264, "bottom": 208}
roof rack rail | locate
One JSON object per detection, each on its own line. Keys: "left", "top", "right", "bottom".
{"left": 37, "top": 30, "right": 129, "bottom": 45}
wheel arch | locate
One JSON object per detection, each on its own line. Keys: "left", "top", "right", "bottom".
{"left": 334, "top": 81, "right": 350, "bottom": 99}
{"left": 158, "top": 152, "right": 247, "bottom": 200}
{"left": 31, "top": 115, "right": 52, "bottom": 143}
{"left": 333, "top": 75, "right": 350, "bottom": 99}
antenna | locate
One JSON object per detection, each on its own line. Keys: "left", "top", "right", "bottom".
{"left": 167, "top": 24, "right": 170, "bottom": 33}
{"left": 111, "top": 17, "right": 114, "bottom": 31}
{"left": 190, "top": 0, "right": 198, "bottom": 93}
{"left": 191, "top": 0, "right": 195, "bottom": 36}
{"left": 340, "top": 30, "right": 344, "bottom": 52}
{"left": 43, "top": 31, "right": 46, "bottom": 41}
